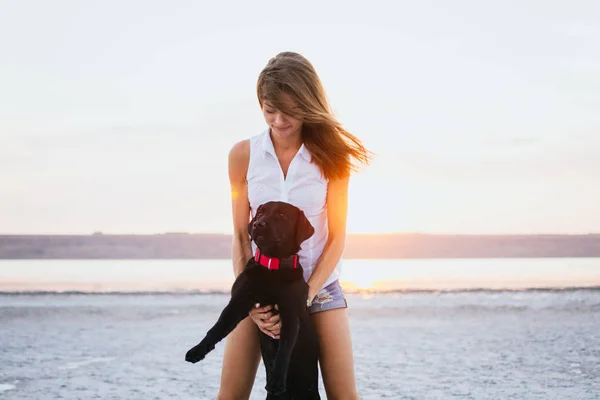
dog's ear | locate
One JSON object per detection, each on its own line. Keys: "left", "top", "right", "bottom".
{"left": 296, "top": 209, "right": 315, "bottom": 246}
{"left": 248, "top": 209, "right": 257, "bottom": 238}
{"left": 248, "top": 205, "right": 263, "bottom": 238}
{"left": 247, "top": 214, "right": 254, "bottom": 238}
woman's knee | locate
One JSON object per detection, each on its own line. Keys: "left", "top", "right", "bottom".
{"left": 218, "top": 317, "right": 261, "bottom": 399}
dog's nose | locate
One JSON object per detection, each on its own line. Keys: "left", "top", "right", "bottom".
{"left": 254, "top": 221, "right": 266, "bottom": 229}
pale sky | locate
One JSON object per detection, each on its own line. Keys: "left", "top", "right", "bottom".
{"left": 1, "top": 0, "right": 599, "bottom": 235}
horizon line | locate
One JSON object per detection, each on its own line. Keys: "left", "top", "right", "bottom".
{"left": 1, "top": 232, "right": 599, "bottom": 237}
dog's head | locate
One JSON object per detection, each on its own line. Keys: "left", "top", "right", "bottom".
{"left": 248, "top": 201, "right": 315, "bottom": 258}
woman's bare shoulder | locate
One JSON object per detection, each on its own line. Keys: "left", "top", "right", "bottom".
{"left": 228, "top": 139, "right": 250, "bottom": 178}
{"left": 229, "top": 139, "right": 250, "bottom": 157}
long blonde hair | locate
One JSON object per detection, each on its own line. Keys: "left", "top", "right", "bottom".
{"left": 257, "top": 52, "right": 371, "bottom": 180}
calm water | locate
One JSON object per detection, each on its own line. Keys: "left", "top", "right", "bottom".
{"left": 1, "top": 259, "right": 600, "bottom": 399}
{"left": 1, "top": 258, "right": 600, "bottom": 293}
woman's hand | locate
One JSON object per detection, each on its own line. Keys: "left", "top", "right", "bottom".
{"left": 307, "top": 284, "right": 318, "bottom": 307}
{"left": 249, "top": 303, "right": 281, "bottom": 339}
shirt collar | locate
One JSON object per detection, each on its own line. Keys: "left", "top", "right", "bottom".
{"left": 261, "top": 128, "right": 312, "bottom": 162}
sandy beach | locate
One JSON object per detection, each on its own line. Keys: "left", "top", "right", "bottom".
{"left": 2, "top": 288, "right": 599, "bottom": 399}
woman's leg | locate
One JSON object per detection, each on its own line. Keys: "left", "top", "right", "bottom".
{"left": 217, "top": 316, "right": 262, "bottom": 400}
{"left": 309, "top": 280, "right": 359, "bottom": 399}
{"left": 312, "top": 308, "right": 359, "bottom": 399}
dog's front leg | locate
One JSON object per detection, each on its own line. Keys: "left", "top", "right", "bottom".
{"left": 185, "top": 269, "right": 260, "bottom": 363}
{"left": 202, "top": 268, "right": 264, "bottom": 345}
{"left": 185, "top": 296, "right": 255, "bottom": 363}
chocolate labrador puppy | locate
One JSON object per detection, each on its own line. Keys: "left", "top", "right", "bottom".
{"left": 185, "top": 201, "right": 321, "bottom": 399}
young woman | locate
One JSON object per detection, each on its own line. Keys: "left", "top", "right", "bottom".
{"left": 219, "top": 52, "right": 370, "bottom": 399}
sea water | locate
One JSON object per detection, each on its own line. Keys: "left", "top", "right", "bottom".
{"left": 1, "top": 259, "right": 599, "bottom": 399}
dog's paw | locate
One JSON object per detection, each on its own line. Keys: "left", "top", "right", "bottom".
{"left": 185, "top": 342, "right": 213, "bottom": 363}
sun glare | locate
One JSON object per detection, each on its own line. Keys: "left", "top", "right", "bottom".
{"left": 341, "top": 278, "right": 377, "bottom": 292}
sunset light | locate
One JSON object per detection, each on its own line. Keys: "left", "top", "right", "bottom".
{"left": 1, "top": 2, "right": 599, "bottom": 399}
{"left": 1, "top": 3, "right": 598, "bottom": 236}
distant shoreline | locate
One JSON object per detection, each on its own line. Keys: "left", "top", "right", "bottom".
{"left": 1, "top": 233, "right": 600, "bottom": 259}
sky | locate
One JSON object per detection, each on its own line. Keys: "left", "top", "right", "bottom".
{"left": 1, "top": 0, "right": 599, "bottom": 235}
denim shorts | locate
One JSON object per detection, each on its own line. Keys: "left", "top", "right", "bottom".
{"left": 308, "top": 280, "right": 348, "bottom": 314}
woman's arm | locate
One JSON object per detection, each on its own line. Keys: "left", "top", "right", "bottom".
{"left": 229, "top": 139, "right": 281, "bottom": 337}
{"left": 228, "top": 140, "right": 253, "bottom": 277}
{"left": 306, "top": 176, "right": 350, "bottom": 300}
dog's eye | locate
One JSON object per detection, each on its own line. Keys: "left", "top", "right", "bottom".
{"left": 278, "top": 213, "right": 287, "bottom": 219}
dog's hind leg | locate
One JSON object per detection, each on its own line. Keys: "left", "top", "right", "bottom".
{"left": 284, "top": 312, "right": 321, "bottom": 399}
{"left": 265, "top": 280, "right": 308, "bottom": 395}
{"left": 266, "top": 311, "right": 299, "bottom": 395}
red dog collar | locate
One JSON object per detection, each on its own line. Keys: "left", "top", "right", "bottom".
{"left": 254, "top": 249, "right": 298, "bottom": 270}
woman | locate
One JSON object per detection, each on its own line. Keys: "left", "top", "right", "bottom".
{"left": 220, "top": 52, "right": 370, "bottom": 399}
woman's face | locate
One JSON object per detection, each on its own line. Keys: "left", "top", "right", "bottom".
{"left": 261, "top": 93, "right": 303, "bottom": 139}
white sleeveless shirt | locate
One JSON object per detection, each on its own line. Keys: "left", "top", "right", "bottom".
{"left": 247, "top": 128, "right": 342, "bottom": 289}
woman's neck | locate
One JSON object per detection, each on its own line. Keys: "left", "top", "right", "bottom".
{"left": 269, "top": 128, "right": 302, "bottom": 154}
